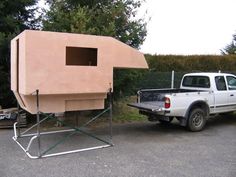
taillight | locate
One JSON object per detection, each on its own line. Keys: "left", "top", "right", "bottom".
{"left": 164, "top": 97, "right": 171, "bottom": 108}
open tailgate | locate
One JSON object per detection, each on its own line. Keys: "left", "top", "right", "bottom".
{"left": 127, "top": 101, "right": 165, "bottom": 112}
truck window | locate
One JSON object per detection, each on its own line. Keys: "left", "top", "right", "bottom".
{"left": 215, "top": 76, "right": 227, "bottom": 91}
{"left": 226, "top": 76, "right": 236, "bottom": 90}
{"left": 182, "top": 76, "right": 210, "bottom": 88}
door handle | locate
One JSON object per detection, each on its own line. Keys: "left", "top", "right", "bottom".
{"left": 230, "top": 94, "right": 234, "bottom": 96}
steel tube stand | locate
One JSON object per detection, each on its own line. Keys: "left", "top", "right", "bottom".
{"left": 12, "top": 89, "right": 113, "bottom": 159}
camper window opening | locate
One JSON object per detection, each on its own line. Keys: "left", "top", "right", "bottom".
{"left": 66, "top": 47, "right": 97, "bottom": 66}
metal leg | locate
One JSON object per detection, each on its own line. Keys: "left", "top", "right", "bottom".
{"left": 13, "top": 122, "right": 18, "bottom": 139}
{"left": 36, "top": 90, "right": 41, "bottom": 157}
{"left": 109, "top": 88, "right": 113, "bottom": 144}
{"left": 12, "top": 89, "right": 114, "bottom": 159}
{"left": 17, "top": 103, "right": 21, "bottom": 137}
{"left": 76, "top": 112, "right": 79, "bottom": 127}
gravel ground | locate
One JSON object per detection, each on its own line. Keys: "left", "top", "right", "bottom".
{"left": 0, "top": 116, "right": 236, "bottom": 177}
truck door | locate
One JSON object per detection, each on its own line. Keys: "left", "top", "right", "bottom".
{"left": 214, "top": 76, "right": 228, "bottom": 113}
{"left": 226, "top": 75, "right": 236, "bottom": 110}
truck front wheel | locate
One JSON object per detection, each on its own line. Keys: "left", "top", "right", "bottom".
{"left": 187, "top": 108, "right": 206, "bottom": 132}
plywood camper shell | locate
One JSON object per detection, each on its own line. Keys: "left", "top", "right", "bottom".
{"left": 11, "top": 30, "right": 148, "bottom": 114}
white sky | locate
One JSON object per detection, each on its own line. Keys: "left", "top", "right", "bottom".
{"left": 38, "top": 0, "right": 236, "bottom": 55}
{"left": 139, "top": 0, "right": 236, "bottom": 55}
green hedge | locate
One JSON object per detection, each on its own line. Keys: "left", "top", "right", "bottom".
{"left": 145, "top": 54, "right": 236, "bottom": 72}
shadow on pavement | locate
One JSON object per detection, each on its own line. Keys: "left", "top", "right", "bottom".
{"left": 112, "top": 115, "right": 236, "bottom": 136}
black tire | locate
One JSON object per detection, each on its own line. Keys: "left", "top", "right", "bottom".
{"left": 159, "top": 117, "right": 174, "bottom": 124}
{"left": 187, "top": 108, "right": 206, "bottom": 132}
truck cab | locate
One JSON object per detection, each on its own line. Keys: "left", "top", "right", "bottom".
{"left": 181, "top": 73, "right": 236, "bottom": 114}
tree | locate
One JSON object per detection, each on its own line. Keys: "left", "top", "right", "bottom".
{"left": 43, "top": 0, "right": 147, "bottom": 98}
{"left": 0, "top": 0, "right": 38, "bottom": 108}
{"left": 221, "top": 33, "right": 236, "bottom": 55}
{"left": 43, "top": 0, "right": 146, "bottom": 48}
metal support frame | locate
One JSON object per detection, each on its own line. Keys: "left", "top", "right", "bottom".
{"left": 12, "top": 89, "right": 113, "bottom": 159}
{"left": 171, "top": 70, "right": 175, "bottom": 89}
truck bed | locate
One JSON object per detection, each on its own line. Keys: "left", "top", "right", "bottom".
{"left": 138, "top": 88, "right": 203, "bottom": 102}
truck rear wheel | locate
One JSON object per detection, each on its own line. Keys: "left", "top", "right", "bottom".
{"left": 187, "top": 108, "right": 206, "bottom": 132}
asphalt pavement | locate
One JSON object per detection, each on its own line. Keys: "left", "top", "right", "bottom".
{"left": 0, "top": 116, "right": 236, "bottom": 177}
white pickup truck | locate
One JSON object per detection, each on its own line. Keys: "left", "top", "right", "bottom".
{"left": 128, "top": 72, "right": 236, "bottom": 131}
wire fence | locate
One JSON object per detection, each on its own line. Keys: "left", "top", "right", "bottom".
{"left": 114, "top": 70, "right": 236, "bottom": 99}
{"left": 135, "top": 70, "right": 236, "bottom": 90}
{"left": 136, "top": 71, "right": 187, "bottom": 89}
